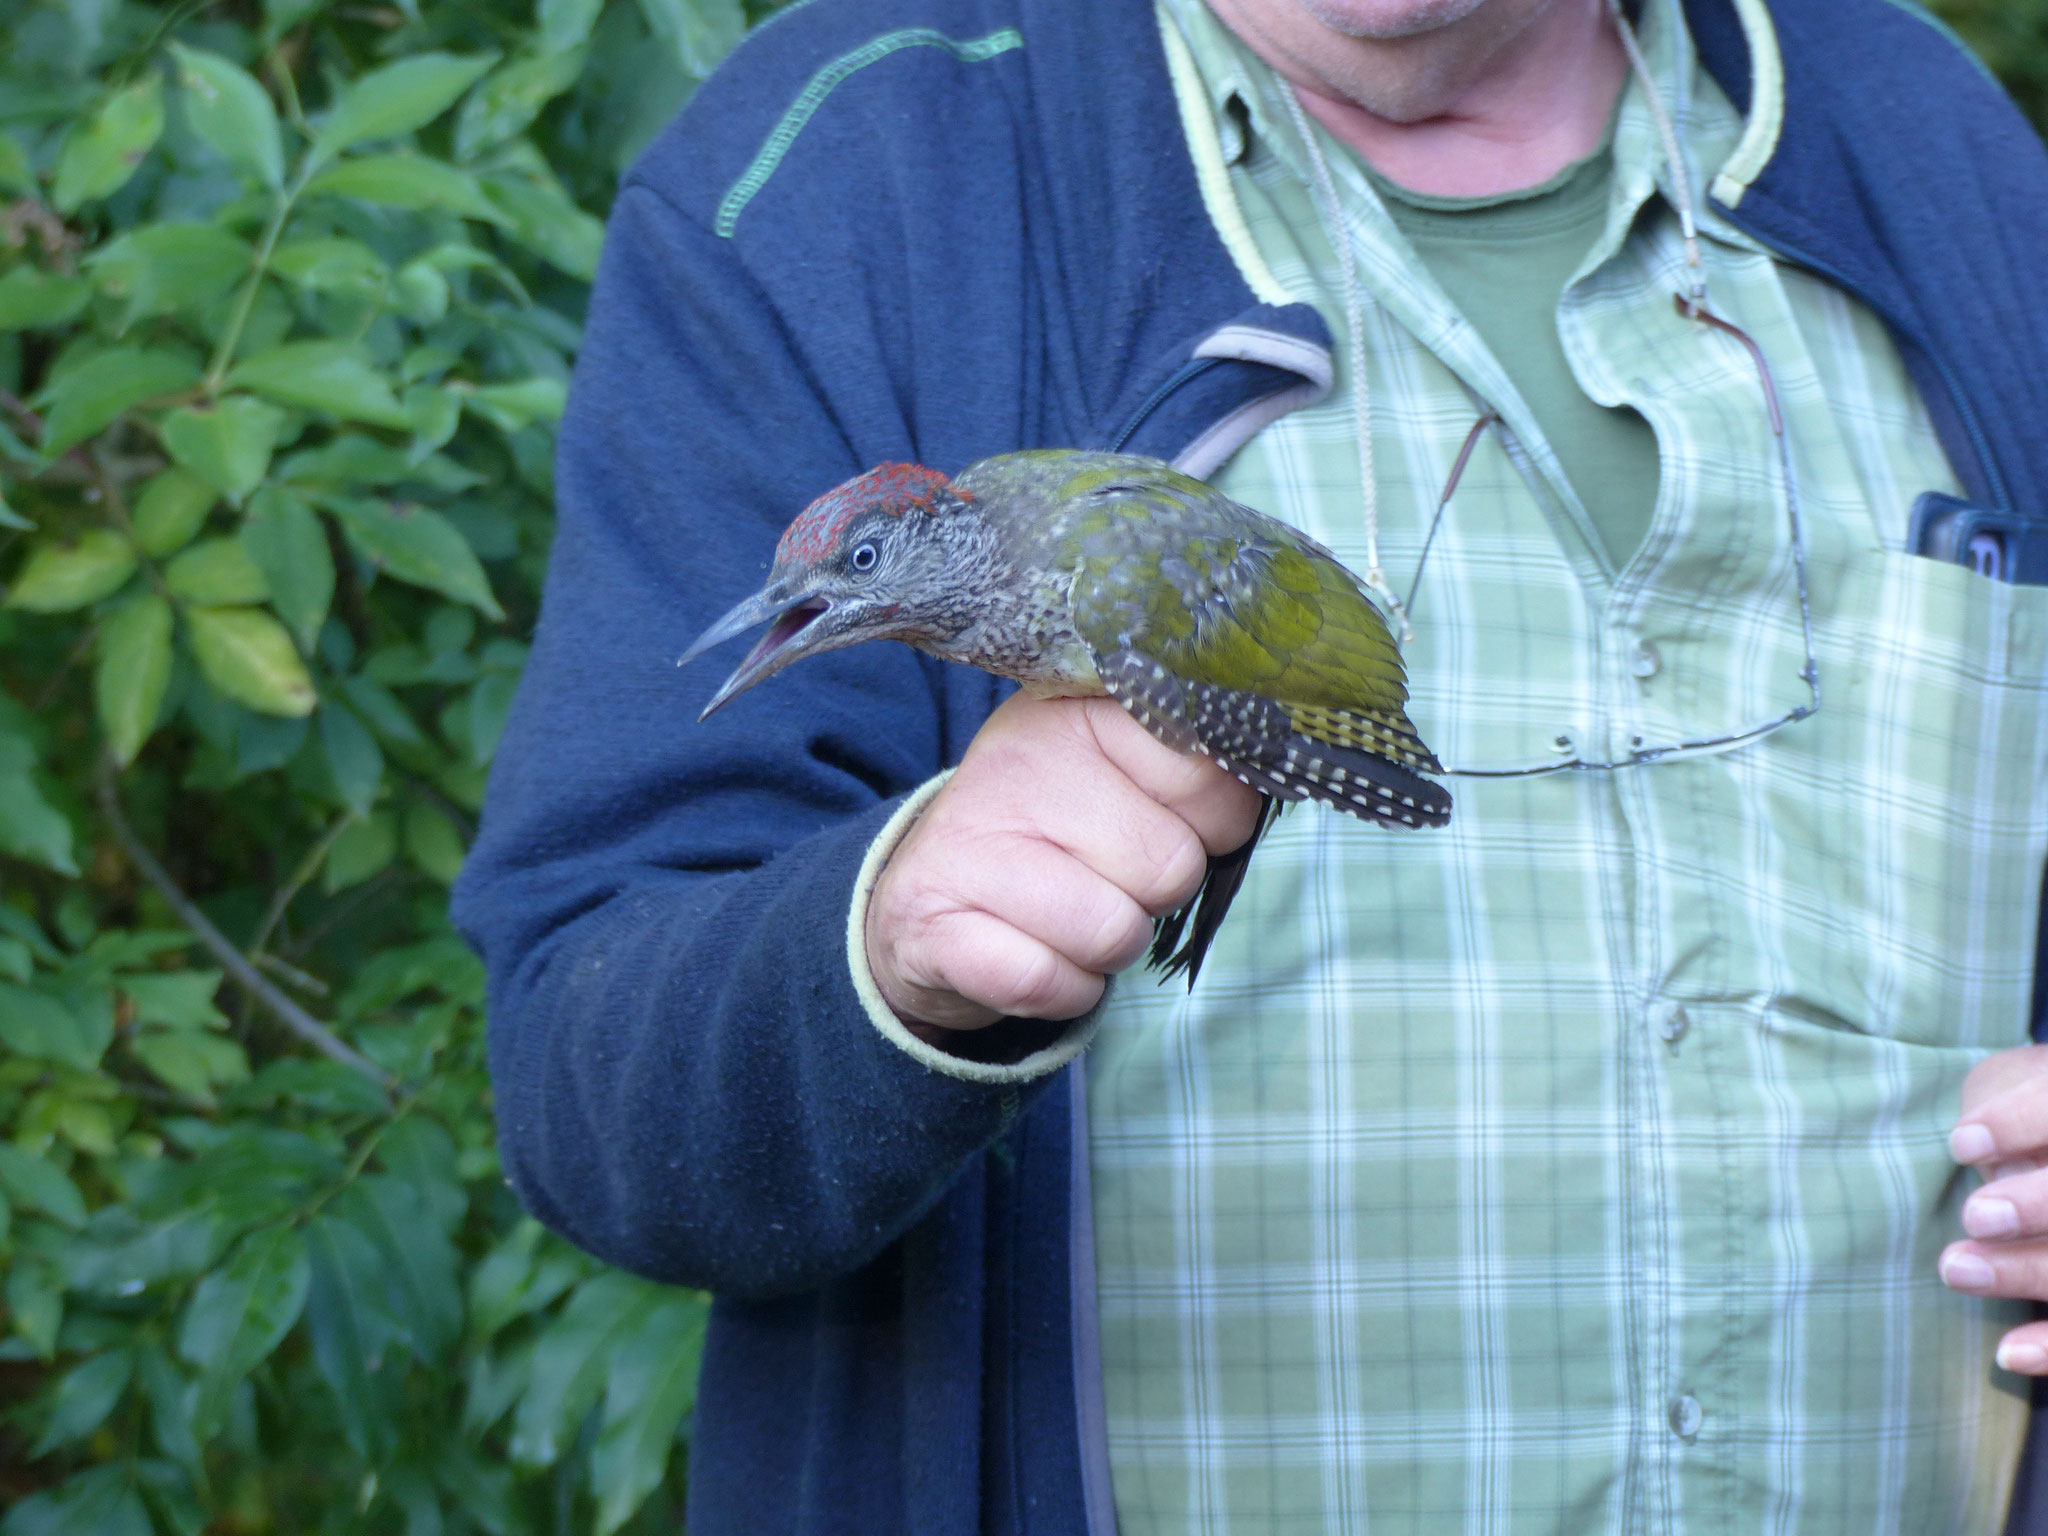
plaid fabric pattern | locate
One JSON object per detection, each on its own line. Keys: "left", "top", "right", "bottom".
{"left": 1086, "top": 3, "right": 2048, "bottom": 1531}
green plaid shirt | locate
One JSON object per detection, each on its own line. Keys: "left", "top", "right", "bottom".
{"left": 1086, "top": 2, "right": 2048, "bottom": 1530}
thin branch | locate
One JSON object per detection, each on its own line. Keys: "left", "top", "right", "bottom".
{"left": 253, "top": 950, "right": 329, "bottom": 997}
{"left": 96, "top": 758, "right": 396, "bottom": 1091}
{"left": 249, "top": 810, "right": 358, "bottom": 957}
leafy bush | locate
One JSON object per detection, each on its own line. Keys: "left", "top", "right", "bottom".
{"left": 0, "top": 0, "right": 2040, "bottom": 1530}
{"left": 0, "top": 0, "right": 771, "bottom": 1529}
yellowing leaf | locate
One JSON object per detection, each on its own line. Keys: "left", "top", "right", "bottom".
{"left": 6, "top": 529, "right": 137, "bottom": 612}
{"left": 168, "top": 42, "right": 284, "bottom": 189}
{"left": 160, "top": 396, "right": 287, "bottom": 500}
{"left": 185, "top": 606, "right": 315, "bottom": 717}
{"left": 227, "top": 342, "right": 409, "bottom": 429}
{"left": 53, "top": 77, "right": 165, "bottom": 211}
{"left": 96, "top": 592, "right": 174, "bottom": 765}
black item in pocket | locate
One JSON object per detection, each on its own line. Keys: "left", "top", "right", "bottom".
{"left": 1909, "top": 492, "right": 2048, "bottom": 585}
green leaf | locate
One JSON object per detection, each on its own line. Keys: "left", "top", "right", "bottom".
{"left": 483, "top": 173, "right": 604, "bottom": 280}
{"left": 636, "top": 0, "right": 745, "bottom": 77}
{"left": 392, "top": 259, "right": 449, "bottom": 324}
{"left": 6, "top": 1260, "right": 63, "bottom": 1359}
{"left": 307, "top": 152, "right": 502, "bottom": 220}
{"left": 0, "top": 936, "right": 29, "bottom": 983}
{"left": 538, "top": 0, "right": 604, "bottom": 54}
{"left": 31, "top": 1349, "right": 134, "bottom": 1457}
{"left": 165, "top": 537, "right": 269, "bottom": 605}
{"left": 6, "top": 530, "right": 136, "bottom": 612}
{"left": 322, "top": 810, "right": 395, "bottom": 892}
{"left": 310, "top": 53, "right": 498, "bottom": 165}
{"left": 87, "top": 224, "right": 251, "bottom": 330}
{"left": 185, "top": 606, "right": 315, "bottom": 717}
{"left": 160, "top": 397, "right": 285, "bottom": 503}
{"left": 37, "top": 349, "right": 200, "bottom": 456}
{"left": 319, "top": 701, "right": 382, "bottom": 814}
{"left": 52, "top": 78, "right": 165, "bottom": 212}
{"left": 335, "top": 1177, "right": 462, "bottom": 1363}
{"left": 455, "top": 49, "right": 586, "bottom": 160}
{"left": 592, "top": 1295, "right": 705, "bottom": 1535}
{"left": 403, "top": 802, "right": 464, "bottom": 885}
{"left": 510, "top": 1272, "right": 665, "bottom": 1466}
{"left": 167, "top": 43, "right": 283, "bottom": 189}
{"left": 0, "top": 134, "right": 32, "bottom": 196}
{"left": 136, "top": 1349, "right": 202, "bottom": 1478}
{"left": 131, "top": 468, "right": 217, "bottom": 557}
{"left": 0, "top": 1145, "right": 86, "bottom": 1227}
{"left": 468, "top": 671, "right": 519, "bottom": 765}
{"left": 0, "top": 982, "right": 93, "bottom": 1066}
{"left": 239, "top": 487, "right": 333, "bottom": 650}
{"left": 131, "top": 1030, "right": 250, "bottom": 1100}
{"left": 465, "top": 376, "right": 566, "bottom": 432}
{"left": 227, "top": 341, "right": 410, "bottom": 429}
{"left": 121, "top": 972, "right": 228, "bottom": 1030}
{"left": 1, "top": 1466, "right": 151, "bottom": 1536}
{"left": 0, "top": 737, "right": 77, "bottom": 875}
{"left": 177, "top": 1227, "right": 309, "bottom": 1433}
{"left": 271, "top": 236, "right": 388, "bottom": 295}
{"left": 0, "top": 269, "right": 92, "bottom": 334}
{"left": 96, "top": 592, "right": 174, "bottom": 764}
{"left": 324, "top": 497, "right": 502, "bottom": 617}
{"left": 304, "top": 1214, "right": 400, "bottom": 1460}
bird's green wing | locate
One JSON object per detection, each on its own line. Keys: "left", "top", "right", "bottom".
{"left": 1061, "top": 471, "right": 1442, "bottom": 777}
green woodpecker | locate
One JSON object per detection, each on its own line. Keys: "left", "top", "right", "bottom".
{"left": 680, "top": 450, "right": 1450, "bottom": 983}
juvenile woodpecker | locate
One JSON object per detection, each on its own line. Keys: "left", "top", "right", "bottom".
{"left": 680, "top": 450, "right": 1451, "bottom": 982}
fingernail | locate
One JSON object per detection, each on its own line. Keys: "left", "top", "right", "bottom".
{"left": 1951, "top": 1123, "right": 1997, "bottom": 1165}
{"left": 1965, "top": 1197, "right": 2020, "bottom": 1238}
{"left": 1942, "top": 1251, "right": 1997, "bottom": 1291}
{"left": 2000, "top": 1341, "right": 2048, "bottom": 1373}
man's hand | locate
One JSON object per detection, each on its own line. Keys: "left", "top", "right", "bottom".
{"left": 1943, "top": 1044, "right": 2048, "bottom": 1372}
{"left": 865, "top": 691, "right": 1262, "bottom": 1031}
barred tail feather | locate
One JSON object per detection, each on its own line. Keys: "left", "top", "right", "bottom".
{"left": 1149, "top": 795, "right": 1284, "bottom": 984}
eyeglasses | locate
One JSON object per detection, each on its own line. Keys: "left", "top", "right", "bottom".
{"left": 1398, "top": 295, "right": 1822, "bottom": 780}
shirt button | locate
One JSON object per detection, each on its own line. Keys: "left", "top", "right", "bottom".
{"left": 1655, "top": 1003, "right": 1690, "bottom": 1044}
{"left": 1669, "top": 1394, "right": 1703, "bottom": 1440}
{"left": 1631, "top": 639, "right": 1662, "bottom": 679}
{"left": 1552, "top": 729, "right": 1576, "bottom": 755}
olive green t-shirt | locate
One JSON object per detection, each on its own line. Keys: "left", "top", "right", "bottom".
{"left": 1374, "top": 148, "right": 1664, "bottom": 570}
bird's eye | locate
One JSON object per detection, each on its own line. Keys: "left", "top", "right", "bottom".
{"left": 850, "top": 542, "right": 879, "bottom": 573}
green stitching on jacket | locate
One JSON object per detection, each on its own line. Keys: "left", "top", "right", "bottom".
{"left": 715, "top": 26, "right": 1026, "bottom": 238}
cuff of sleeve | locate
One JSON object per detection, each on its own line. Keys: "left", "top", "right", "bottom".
{"left": 847, "top": 770, "right": 1104, "bottom": 1085}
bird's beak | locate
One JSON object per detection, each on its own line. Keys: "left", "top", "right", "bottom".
{"left": 683, "top": 574, "right": 913, "bottom": 720}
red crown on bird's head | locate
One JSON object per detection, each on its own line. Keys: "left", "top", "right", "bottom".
{"left": 776, "top": 463, "right": 962, "bottom": 564}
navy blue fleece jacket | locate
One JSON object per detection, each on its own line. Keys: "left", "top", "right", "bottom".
{"left": 451, "top": 0, "right": 2048, "bottom": 1528}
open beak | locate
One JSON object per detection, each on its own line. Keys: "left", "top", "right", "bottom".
{"left": 677, "top": 580, "right": 837, "bottom": 720}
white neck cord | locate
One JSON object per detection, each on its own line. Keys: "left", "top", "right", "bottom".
{"left": 1281, "top": 0, "right": 1708, "bottom": 643}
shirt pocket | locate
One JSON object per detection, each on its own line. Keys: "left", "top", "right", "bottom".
{"left": 1791, "top": 550, "right": 2048, "bottom": 1048}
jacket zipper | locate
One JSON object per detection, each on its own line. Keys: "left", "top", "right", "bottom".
{"left": 1107, "top": 356, "right": 1226, "bottom": 453}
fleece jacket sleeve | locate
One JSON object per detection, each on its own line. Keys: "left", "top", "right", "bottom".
{"left": 451, "top": 183, "right": 1082, "bottom": 1299}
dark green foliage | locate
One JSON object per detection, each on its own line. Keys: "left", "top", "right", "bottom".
{"left": 0, "top": 0, "right": 2039, "bottom": 1529}
{"left": 0, "top": 0, "right": 774, "bottom": 1528}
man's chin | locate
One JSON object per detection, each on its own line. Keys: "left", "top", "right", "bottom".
{"left": 1294, "top": 0, "right": 1494, "bottom": 40}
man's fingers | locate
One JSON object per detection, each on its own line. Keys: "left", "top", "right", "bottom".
{"left": 904, "top": 832, "right": 1155, "bottom": 977}
{"left": 1080, "top": 697, "right": 1264, "bottom": 856}
{"left": 1951, "top": 1045, "right": 2048, "bottom": 1166}
{"left": 884, "top": 909, "right": 1107, "bottom": 1023}
{"left": 1993, "top": 1319, "right": 2048, "bottom": 1377}
{"left": 1962, "top": 1165, "right": 2048, "bottom": 1242}
{"left": 1939, "top": 1236, "right": 2048, "bottom": 1303}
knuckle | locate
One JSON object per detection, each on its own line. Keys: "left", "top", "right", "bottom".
{"left": 1135, "top": 825, "right": 1209, "bottom": 915}
{"left": 999, "top": 946, "right": 1085, "bottom": 1018}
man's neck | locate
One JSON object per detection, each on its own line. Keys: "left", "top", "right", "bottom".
{"left": 1206, "top": 0, "right": 1630, "bottom": 197}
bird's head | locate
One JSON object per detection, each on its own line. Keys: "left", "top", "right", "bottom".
{"left": 679, "top": 463, "right": 979, "bottom": 719}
